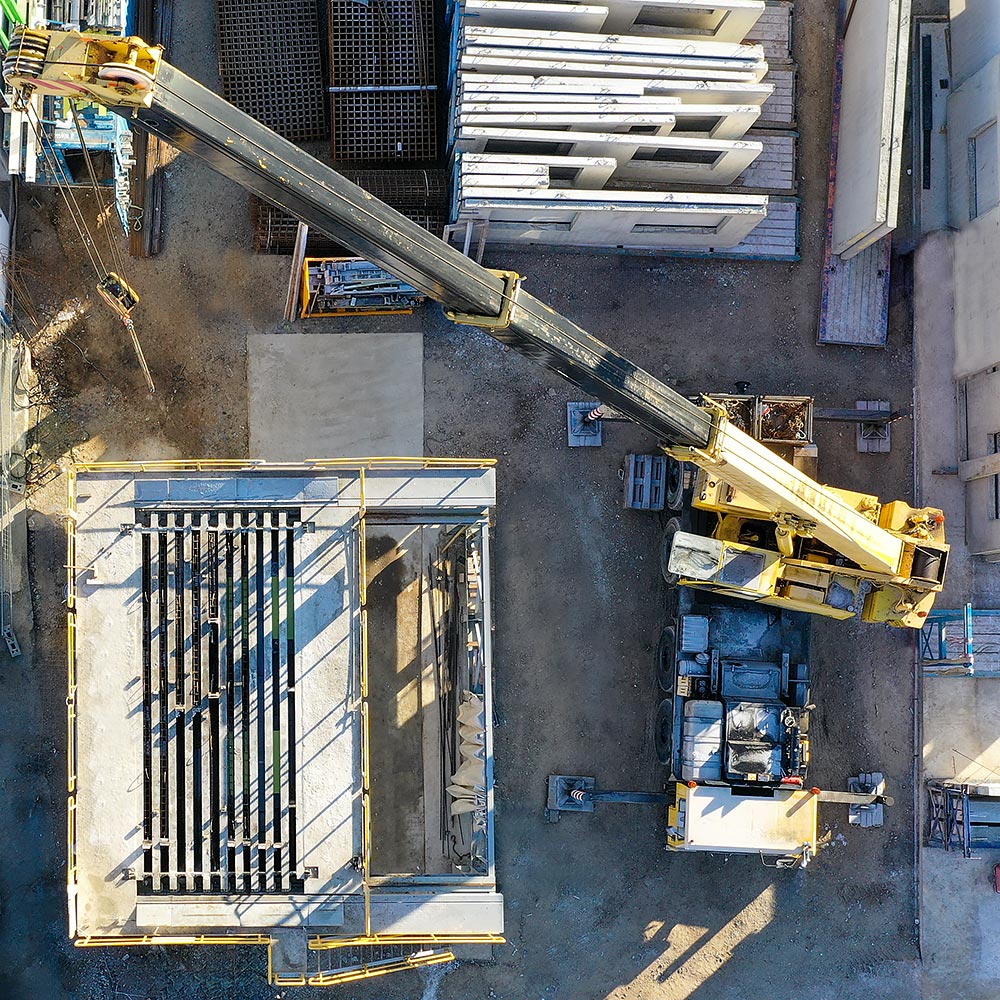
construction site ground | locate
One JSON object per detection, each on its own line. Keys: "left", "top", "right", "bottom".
{"left": 0, "top": 0, "right": 927, "bottom": 997}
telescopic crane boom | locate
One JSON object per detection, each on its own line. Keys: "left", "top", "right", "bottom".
{"left": 2, "top": 27, "right": 949, "bottom": 627}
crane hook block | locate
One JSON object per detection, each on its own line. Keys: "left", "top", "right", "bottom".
{"left": 97, "top": 273, "right": 140, "bottom": 320}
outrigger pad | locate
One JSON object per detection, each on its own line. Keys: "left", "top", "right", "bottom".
{"left": 545, "top": 774, "right": 596, "bottom": 822}
{"left": 567, "top": 402, "right": 603, "bottom": 447}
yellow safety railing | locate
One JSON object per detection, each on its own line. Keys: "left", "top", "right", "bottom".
{"left": 310, "top": 933, "right": 505, "bottom": 951}
{"left": 76, "top": 934, "right": 271, "bottom": 947}
{"left": 71, "top": 457, "right": 496, "bottom": 473}
{"left": 66, "top": 466, "right": 79, "bottom": 938}
{"left": 273, "top": 949, "right": 456, "bottom": 988}
{"left": 357, "top": 470, "right": 373, "bottom": 937}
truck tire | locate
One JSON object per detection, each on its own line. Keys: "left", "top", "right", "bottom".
{"left": 665, "top": 457, "right": 684, "bottom": 511}
{"left": 660, "top": 516, "right": 681, "bottom": 585}
{"left": 654, "top": 698, "right": 673, "bottom": 765}
{"left": 656, "top": 625, "right": 676, "bottom": 693}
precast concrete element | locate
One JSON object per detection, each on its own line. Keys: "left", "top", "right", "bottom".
{"left": 67, "top": 462, "right": 502, "bottom": 979}
{"left": 831, "top": 0, "right": 911, "bottom": 259}
{"left": 455, "top": 127, "right": 761, "bottom": 185}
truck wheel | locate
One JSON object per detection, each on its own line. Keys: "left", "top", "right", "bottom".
{"left": 656, "top": 625, "right": 676, "bottom": 693}
{"left": 660, "top": 517, "right": 681, "bottom": 585}
{"left": 665, "top": 458, "right": 684, "bottom": 510}
{"left": 654, "top": 698, "right": 673, "bottom": 765}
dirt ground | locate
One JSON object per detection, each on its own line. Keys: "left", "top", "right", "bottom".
{"left": 0, "top": 0, "right": 928, "bottom": 997}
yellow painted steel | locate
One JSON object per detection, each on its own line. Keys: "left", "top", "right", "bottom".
{"left": 66, "top": 467, "right": 79, "bottom": 938}
{"left": 4, "top": 28, "right": 163, "bottom": 109}
{"left": 71, "top": 457, "right": 495, "bottom": 473}
{"left": 299, "top": 257, "right": 418, "bottom": 319}
{"left": 76, "top": 934, "right": 271, "bottom": 947}
{"left": 670, "top": 415, "right": 908, "bottom": 576}
{"left": 357, "top": 480, "right": 373, "bottom": 938}
{"left": 310, "top": 933, "right": 505, "bottom": 950}
{"left": 304, "top": 950, "right": 456, "bottom": 986}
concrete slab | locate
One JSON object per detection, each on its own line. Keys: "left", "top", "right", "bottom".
{"left": 248, "top": 332, "right": 423, "bottom": 461}
{"left": 70, "top": 470, "right": 364, "bottom": 934}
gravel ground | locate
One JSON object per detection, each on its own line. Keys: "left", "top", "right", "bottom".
{"left": 0, "top": 0, "right": 926, "bottom": 997}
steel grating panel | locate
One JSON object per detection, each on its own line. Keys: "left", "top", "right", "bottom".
{"left": 137, "top": 508, "right": 304, "bottom": 895}
{"left": 329, "top": 0, "right": 438, "bottom": 161}
{"left": 332, "top": 91, "right": 438, "bottom": 161}
{"left": 250, "top": 169, "right": 448, "bottom": 252}
{"left": 329, "top": 0, "right": 436, "bottom": 88}
{"left": 217, "top": 0, "right": 327, "bottom": 143}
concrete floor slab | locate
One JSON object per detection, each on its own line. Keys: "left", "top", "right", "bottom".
{"left": 248, "top": 332, "right": 423, "bottom": 461}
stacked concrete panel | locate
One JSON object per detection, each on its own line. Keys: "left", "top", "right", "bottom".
{"left": 819, "top": 1, "right": 911, "bottom": 346}
{"left": 448, "top": 0, "right": 798, "bottom": 256}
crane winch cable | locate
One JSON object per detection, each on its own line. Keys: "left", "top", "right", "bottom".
{"left": 23, "top": 98, "right": 155, "bottom": 392}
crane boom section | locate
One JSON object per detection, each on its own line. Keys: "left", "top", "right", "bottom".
{"left": 1, "top": 29, "right": 927, "bottom": 584}
{"left": 670, "top": 419, "right": 904, "bottom": 575}
{"left": 136, "top": 59, "right": 719, "bottom": 450}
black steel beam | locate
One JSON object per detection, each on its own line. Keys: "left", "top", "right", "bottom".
{"left": 118, "top": 61, "right": 714, "bottom": 449}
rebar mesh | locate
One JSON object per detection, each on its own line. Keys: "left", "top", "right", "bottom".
{"left": 217, "top": 0, "right": 327, "bottom": 143}
{"left": 249, "top": 169, "right": 448, "bottom": 253}
{"left": 329, "top": 0, "right": 435, "bottom": 88}
{"left": 328, "top": 0, "right": 438, "bottom": 161}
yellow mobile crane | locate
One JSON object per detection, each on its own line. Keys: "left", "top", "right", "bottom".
{"left": 2, "top": 26, "right": 948, "bottom": 628}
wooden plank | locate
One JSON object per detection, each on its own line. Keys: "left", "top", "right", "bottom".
{"left": 758, "top": 67, "right": 795, "bottom": 126}
{"left": 817, "top": 235, "right": 891, "bottom": 346}
{"left": 745, "top": 2, "right": 792, "bottom": 63}
{"left": 730, "top": 131, "right": 795, "bottom": 191}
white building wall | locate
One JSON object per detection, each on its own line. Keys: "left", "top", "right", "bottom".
{"left": 944, "top": 23, "right": 1000, "bottom": 556}
{"left": 947, "top": 56, "right": 1000, "bottom": 380}
{"left": 950, "top": 0, "right": 1000, "bottom": 88}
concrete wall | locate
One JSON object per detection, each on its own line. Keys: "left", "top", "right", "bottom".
{"left": 950, "top": 0, "right": 1000, "bottom": 88}
{"left": 952, "top": 206, "right": 1000, "bottom": 380}
{"left": 947, "top": 56, "right": 1000, "bottom": 380}
{"left": 960, "top": 367, "right": 1000, "bottom": 558}
{"left": 943, "top": 26, "right": 1000, "bottom": 556}
{"left": 947, "top": 55, "right": 1000, "bottom": 231}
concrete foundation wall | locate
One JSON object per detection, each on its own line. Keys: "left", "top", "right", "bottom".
{"left": 950, "top": 0, "right": 1000, "bottom": 87}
